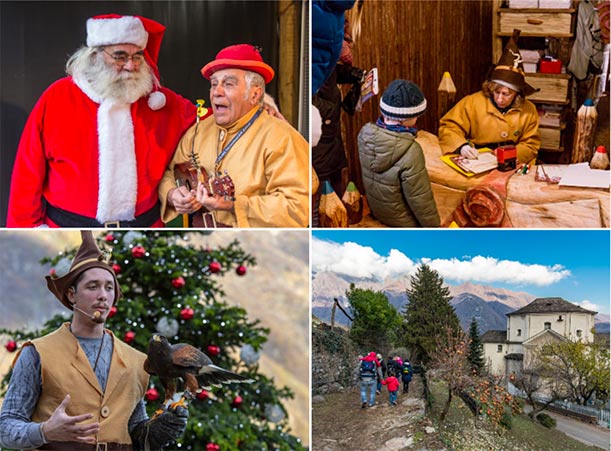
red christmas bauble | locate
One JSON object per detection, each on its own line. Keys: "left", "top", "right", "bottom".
{"left": 124, "top": 331, "right": 136, "bottom": 343}
{"left": 131, "top": 245, "right": 146, "bottom": 258}
{"left": 172, "top": 276, "right": 186, "bottom": 288}
{"left": 105, "top": 234, "right": 114, "bottom": 242}
{"left": 206, "top": 443, "right": 220, "bottom": 451}
{"left": 112, "top": 263, "right": 121, "bottom": 274}
{"left": 180, "top": 307, "right": 194, "bottom": 320}
{"left": 207, "top": 345, "right": 220, "bottom": 357}
{"left": 108, "top": 306, "right": 118, "bottom": 318}
{"left": 197, "top": 390, "right": 209, "bottom": 400}
{"left": 145, "top": 388, "right": 159, "bottom": 401}
{"left": 236, "top": 265, "right": 247, "bottom": 276}
{"left": 231, "top": 395, "right": 243, "bottom": 408}
{"left": 5, "top": 340, "right": 17, "bottom": 352}
{"left": 209, "top": 261, "right": 221, "bottom": 273}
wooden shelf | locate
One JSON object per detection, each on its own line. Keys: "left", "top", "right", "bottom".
{"left": 498, "top": 8, "right": 575, "bottom": 13}
{"left": 530, "top": 98, "right": 570, "bottom": 105}
{"left": 496, "top": 32, "right": 573, "bottom": 37}
{"left": 540, "top": 147, "right": 565, "bottom": 153}
{"left": 525, "top": 72, "right": 571, "bottom": 79}
{"left": 539, "top": 122, "right": 567, "bottom": 131}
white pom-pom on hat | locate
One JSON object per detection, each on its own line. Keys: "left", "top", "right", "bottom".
{"left": 148, "top": 91, "right": 166, "bottom": 110}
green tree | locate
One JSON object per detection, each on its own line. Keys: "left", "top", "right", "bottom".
{"left": 467, "top": 316, "right": 485, "bottom": 375}
{"left": 1, "top": 231, "right": 303, "bottom": 450}
{"left": 346, "top": 283, "right": 401, "bottom": 354}
{"left": 538, "top": 339, "right": 610, "bottom": 405}
{"left": 401, "top": 264, "right": 461, "bottom": 364}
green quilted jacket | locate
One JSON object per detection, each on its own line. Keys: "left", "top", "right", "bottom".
{"left": 358, "top": 123, "right": 440, "bottom": 227}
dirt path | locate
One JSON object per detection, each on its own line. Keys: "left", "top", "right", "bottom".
{"left": 312, "top": 377, "right": 441, "bottom": 450}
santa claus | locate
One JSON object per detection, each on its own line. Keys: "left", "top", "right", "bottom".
{"left": 7, "top": 14, "right": 203, "bottom": 227}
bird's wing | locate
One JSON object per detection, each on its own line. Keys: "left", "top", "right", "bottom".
{"left": 143, "top": 357, "right": 156, "bottom": 376}
{"left": 196, "top": 364, "right": 254, "bottom": 390}
{"left": 170, "top": 343, "right": 210, "bottom": 368}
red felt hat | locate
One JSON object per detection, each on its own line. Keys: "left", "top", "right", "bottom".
{"left": 201, "top": 44, "right": 274, "bottom": 84}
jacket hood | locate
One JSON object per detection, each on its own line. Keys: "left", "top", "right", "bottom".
{"left": 359, "top": 124, "right": 416, "bottom": 173}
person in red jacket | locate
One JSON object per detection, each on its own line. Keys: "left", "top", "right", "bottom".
{"left": 381, "top": 372, "right": 400, "bottom": 406}
{"left": 7, "top": 14, "right": 199, "bottom": 227}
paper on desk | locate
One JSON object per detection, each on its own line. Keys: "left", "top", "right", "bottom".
{"left": 558, "top": 163, "right": 610, "bottom": 189}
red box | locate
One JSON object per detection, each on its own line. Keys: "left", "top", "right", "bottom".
{"left": 539, "top": 59, "right": 562, "bottom": 74}
{"left": 496, "top": 145, "right": 517, "bottom": 172}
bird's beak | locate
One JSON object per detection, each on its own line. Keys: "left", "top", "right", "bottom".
{"left": 153, "top": 335, "right": 161, "bottom": 342}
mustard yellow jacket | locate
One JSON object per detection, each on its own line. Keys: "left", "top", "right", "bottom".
{"left": 160, "top": 107, "right": 309, "bottom": 227}
{"left": 438, "top": 91, "right": 540, "bottom": 164}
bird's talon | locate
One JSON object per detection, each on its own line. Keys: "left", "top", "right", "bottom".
{"left": 151, "top": 408, "right": 165, "bottom": 420}
{"left": 169, "top": 397, "right": 189, "bottom": 410}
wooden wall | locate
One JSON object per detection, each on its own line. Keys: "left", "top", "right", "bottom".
{"left": 341, "top": 0, "right": 494, "bottom": 193}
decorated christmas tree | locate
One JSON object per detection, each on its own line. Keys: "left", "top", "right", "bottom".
{"left": 1, "top": 231, "right": 304, "bottom": 450}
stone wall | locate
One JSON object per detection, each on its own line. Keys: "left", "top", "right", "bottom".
{"left": 312, "top": 321, "right": 360, "bottom": 395}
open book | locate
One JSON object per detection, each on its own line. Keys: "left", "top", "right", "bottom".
{"left": 441, "top": 149, "right": 497, "bottom": 177}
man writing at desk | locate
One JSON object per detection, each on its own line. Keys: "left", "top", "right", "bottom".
{"left": 159, "top": 44, "right": 310, "bottom": 228}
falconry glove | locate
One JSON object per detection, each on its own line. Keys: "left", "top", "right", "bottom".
{"left": 131, "top": 405, "right": 189, "bottom": 451}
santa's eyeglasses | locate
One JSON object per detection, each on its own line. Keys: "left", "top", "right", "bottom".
{"left": 102, "top": 48, "right": 145, "bottom": 65}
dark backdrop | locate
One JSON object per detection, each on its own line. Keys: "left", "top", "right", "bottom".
{"left": 0, "top": 1, "right": 282, "bottom": 226}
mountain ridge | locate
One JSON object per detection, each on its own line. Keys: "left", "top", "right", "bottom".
{"left": 312, "top": 270, "right": 607, "bottom": 334}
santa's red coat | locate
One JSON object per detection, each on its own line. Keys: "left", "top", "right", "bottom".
{"left": 7, "top": 77, "right": 198, "bottom": 227}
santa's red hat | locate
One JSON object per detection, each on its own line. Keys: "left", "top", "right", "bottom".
{"left": 86, "top": 14, "right": 166, "bottom": 109}
{"left": 201, "top": 44, "right": 274, "bottom": 84}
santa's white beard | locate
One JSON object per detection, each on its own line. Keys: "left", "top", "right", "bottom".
{"left": 76, "top": 53, "right": 154, "bottom": 104}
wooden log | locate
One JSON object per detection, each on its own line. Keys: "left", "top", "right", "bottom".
{"left": 505, "top": 199, "right": 602, "bottom": 228}
{"left": 571, "top": 98, "right": 598, "bottom": 163}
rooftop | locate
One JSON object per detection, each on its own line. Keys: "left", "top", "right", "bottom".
{"left": 507, "top": 297, "right": 597, "bottom": 316}
{"left": 481, "top": 330, "right": 506, "bottom": 343}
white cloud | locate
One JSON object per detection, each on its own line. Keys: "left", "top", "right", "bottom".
{"left": 576, "top": 300, "right": 599, "bottom": 312}
{"left": 311, "top": 238, "right": 417, "bottom": 280}
{"left": 313, "top": 238, "right": 571, "bottom": 286}
{"left": 422, "top": 256, "right": 571, "bottom": 286}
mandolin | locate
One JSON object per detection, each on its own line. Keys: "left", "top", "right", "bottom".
{"left": 174, "top": 151, "right": 235, "bottom": 228}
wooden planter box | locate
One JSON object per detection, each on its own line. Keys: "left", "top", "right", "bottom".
{"left": 499, "top": 10, "right": 573, "bottom": 36}
{"left": 525, "top": 74, "right": 570, "bottom": 102}
{"left": 539, "top": 126, "right": 562, "bottom": 150}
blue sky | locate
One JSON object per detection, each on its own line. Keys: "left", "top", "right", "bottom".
{"left": 312, "top": 230, "right": 610, "bottom": 315}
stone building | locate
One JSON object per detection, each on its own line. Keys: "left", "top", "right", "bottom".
{"left": 482, "top": 297, "right": 597, "bottom": 376}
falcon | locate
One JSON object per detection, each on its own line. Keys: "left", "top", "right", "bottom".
{"left": 144, "top": 334, "right": 253, "bottom": 410}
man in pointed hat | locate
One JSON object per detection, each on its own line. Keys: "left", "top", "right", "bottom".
{"left": 158, "top": 44, "right": 310, "bottom": 228}
{"left": 0, "top": 231, "right": 188, "bottom": 450}
{"left": 7, "top": 14, "right": 200, "bottom": 228}
{"left": 439, "top": 29, "right": 540, "bottom": 164}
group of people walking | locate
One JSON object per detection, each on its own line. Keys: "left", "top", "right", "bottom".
{"left": 357, "top": 352, "right": 412, "bottom": 408}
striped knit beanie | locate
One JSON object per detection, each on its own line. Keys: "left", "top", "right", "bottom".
{"left": 379, "top": 79, "right": 427, "bottom": 120}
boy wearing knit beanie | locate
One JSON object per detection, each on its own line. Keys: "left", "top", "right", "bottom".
{"left": 357, "top": 79, "right": 440, "bottom": 227}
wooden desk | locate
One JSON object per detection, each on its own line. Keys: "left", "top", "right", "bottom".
{"left": 417, "top": 131, "right": 609, "bottom": 228}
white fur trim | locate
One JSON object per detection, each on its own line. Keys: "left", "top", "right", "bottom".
{"left": 96, "top": 100, "right": 138, "bottom": 222}
{"left": 147, "top": 91, "right": 166, "bottom": 110}
{"left": 72, "top": 73, "right": 103, "bottom": 104}
{"left": 87, "top": 16, "right": 148, "bottom": 48}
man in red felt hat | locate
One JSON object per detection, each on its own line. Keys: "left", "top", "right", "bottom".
{"left": 0, "top": 231, "right": 188, "bottom": 450}
{"left": 158, "top": 44, "right": 310, "bottom": 228}
{"left": 6, "top": 14, "right": 200, "bottom": 228}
